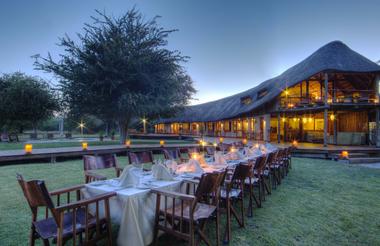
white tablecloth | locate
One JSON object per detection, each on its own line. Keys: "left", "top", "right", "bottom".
{"left": 82, "top": 154, "right": 264, "bottom": 246}
{"left": 83, "top": 174, "right": 182, "bottom": 246}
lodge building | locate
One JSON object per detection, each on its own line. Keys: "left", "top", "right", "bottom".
{"left": 155, "top": 41, "right": 380, "bottom": 146}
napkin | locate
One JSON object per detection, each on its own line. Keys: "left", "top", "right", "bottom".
{"left": 225, "top": 150, "right": 244, "bottom": 160}
{"left": 214, "top": 151, "right": 227, "bottom": 165}
{"left": 165, "top": 159, "right": 178, "bottom": 171}
{"left": 118, "top": 165, "right": 139, "bottom": 187}
{"left": 152, "top": 163, "right": 174, "bottom": 181}
{"left": 177, "top": 159, "right": 204, "bottom": 174}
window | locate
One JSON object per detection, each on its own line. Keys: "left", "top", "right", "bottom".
{"left": 257, "top": 88, "right": 268, "bottom": 99}
{"left": 240, "top": 96, "right": 252, "bottom": 105}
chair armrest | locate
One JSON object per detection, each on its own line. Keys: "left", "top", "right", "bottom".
{"left": 115, "top": 167, "right": 124, "bottom": 177}
{"left": 85, "top": 171, "right": 107, "bottom": 181}
{"left": 55, "top": 192, "right": 117, "bottom": 212}
{"left": 151, "top": 188, "right": 194, "bottom": 201}
{"left": 49, "top": 184, "right": 85, "bottom": 196}
{"left": 182, "top": 179, "right": 200, "bottom": 185}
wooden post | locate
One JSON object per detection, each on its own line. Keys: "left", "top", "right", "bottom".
{"left": 324, "top": 73, "right": 329, "bottom": 147}
{"left": 263, "top": 114, "right": 271, "bottom": 142}
{"left": 306, "top": 80, "right": 309, "bottom": 103}
{"left": 277, "top": 114, "right": 281, "bottom": 143}
{"left": 254, "top": 116, "right": 260, "bottom": 140}
{"left": 333, "top": 111, "right": 337, "bottom": 145}
{"left": 376, "top": 108, "right": 380, "bottom": 148}
{"left": 247, "top": 117, "right": 252, "bottom": 139}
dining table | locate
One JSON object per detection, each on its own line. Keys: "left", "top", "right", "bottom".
{"left": 82, "top": 150, "right": 265, "bottom": 246}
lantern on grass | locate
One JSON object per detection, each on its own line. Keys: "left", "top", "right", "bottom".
{"left": 125, "top": 139, "right": 131, "bottom": 148}
{"left": 242, "top": 138, "right": 248, "bottom": 145}
{"left": 160, "top": 140, "right": 165, "bottom": 147}
{"left": 341, "top": 151, "right": 349, "bottom": 159}
{"left": 82, "top": 142, "right": 88, "bottom": 150}
{"left": 292, "top": 140, "right": 298, "bottom": 147}
{"left": 24, "top": 144, "right": 33, "bottom": 154}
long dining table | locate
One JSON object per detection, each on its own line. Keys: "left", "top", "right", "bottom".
{"left": 82, "top": 153, "right": 263, "bottom": 246}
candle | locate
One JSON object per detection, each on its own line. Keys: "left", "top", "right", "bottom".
{"left": 82, "top": 142, "right": 88, "bottom": 150}
{"left": 24, "top": 144, "right": 33, "bottom": 154}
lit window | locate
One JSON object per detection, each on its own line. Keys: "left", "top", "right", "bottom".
{"left": 240, "top": 96, "right": 252, "bottom": 105}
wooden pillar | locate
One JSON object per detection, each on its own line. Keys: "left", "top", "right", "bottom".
{"left": 247, "top": 117, "right": 252, "bottom": 139}
{"left": 221, "top": 122, "right": 224, "bottom": 137}
{"left": 263, "top": 114, "right": 271, "bottom": 142}
{"left": 306, "top": 80, "right": 309, "bottom": 103}
{"left": 324, "top": 73, "right": 329, "bottom": 146}
{"left": 277, "top": 114, "right": 281, "bottom": 143}
{"left": 204, "top": 122, "right": 208, "bottom": 136}
{"left": 333, "top": 111, "right": 337, "bottom": 145}
{"left": 376, "top": 108, "right": 380, "bottom": 148}
{"left": 254, "top": 116, "right": 260, "bottom": 140}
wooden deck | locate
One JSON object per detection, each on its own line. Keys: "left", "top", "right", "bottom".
{"left": 0, "top": 143, "right": 199, "bottom": 165}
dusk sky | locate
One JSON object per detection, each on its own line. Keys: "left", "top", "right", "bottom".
{"left": 0, "top": 0, "right": 379, "bottom": 105}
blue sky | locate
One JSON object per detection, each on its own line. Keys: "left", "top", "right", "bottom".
{"left": 0, "top": 0, "right": 379, "bottom": 104}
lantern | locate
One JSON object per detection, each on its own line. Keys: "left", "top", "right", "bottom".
{"left": 213, "top": 142, "right": 217, "bottom": 147}
{"left": 24, "top": 144, "right": 33, "bottom": 154}
{"left": 341, "top": 151, "right": 349, "bottom": 159}
{"left": 160, "top": 140, "right": 165, "bottom": 147}
{"left": 330, "top": 114, "right": 335, "bottom": 121}
{"left": 292, "top": 140, "right": 298, "bottom": 147}
{"left": 242, "top": 138, "right": 248, "bottom": 145}
{"left": 219, "top": 137, "right": 224, "bottom": 143}
{"left": 82, "top": 142, "right": 88, "bottom": 150}
{"left": 125, "top": 139, "right": 131, "bottom": 148}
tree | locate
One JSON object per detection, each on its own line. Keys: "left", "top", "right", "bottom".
{"left": 0, "top": 72, "right": 59, "bottom": 133}
{"left": 34, "top": 9, "right": 196, "bottom": 144}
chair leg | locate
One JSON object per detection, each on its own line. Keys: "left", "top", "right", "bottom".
{"left": 215, "top": 208, "right": 220, "bottom": 246}
{"left": 247, "top": 183, "right": 253, "bottom": 217}
{"left": 42, "top": 239, "right": 50, "bottom": 246}
{"left": 29, "top": 225, "right": 36, "bottom": 246}
{"left": 223, "top": 199, "right": 231, "bottom": 244}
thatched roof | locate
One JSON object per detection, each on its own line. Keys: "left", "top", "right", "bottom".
{"left": 159, "top": 41, "right": 380, "bottom": 123}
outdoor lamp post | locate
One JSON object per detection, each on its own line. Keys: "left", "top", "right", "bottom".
{"left": 79, "top": 120, "right": 85, "bottom": 136}
{"left": 142, "top": 118, "right": 147, "bottom": 134}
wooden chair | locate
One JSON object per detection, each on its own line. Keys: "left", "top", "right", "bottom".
{"left": 179, "top": 147, "right": 200, "bottom": 161}
{"left": 128, "top": 151, "right": 154, "bottom": 165}
{"left": 221, "top": 163, "right": 252, "bottom": 244}
{"left": 83, "top": 154, "right": 123, "bottom": 183}
{"left": 17, "top": 174, "right": 116, "bottom": 246}
{"left": 205, "top": 146, "right": 216, "bottom": 156}
{"left": 218, "top": 143, "right": 232, "bottom": 153}
{"left": 151, "top": 171, "right": 225, "bottom": 246}
{"left": 245, "top": 156, "right": 266, "bottom": 212}
{"left": 162, "top": 148, "right": 186, "bottom": 163}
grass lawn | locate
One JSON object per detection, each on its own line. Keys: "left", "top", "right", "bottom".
{"left": 0, "top": 139, "right": 194, "bottom": 151}
{"left": 0, "top": 158, "right": 379, "bottom": 245}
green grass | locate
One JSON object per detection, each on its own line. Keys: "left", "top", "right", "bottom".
{"left": 0, "top": 139, "right": 193, "bottom": 151}
{"left": 0, "top": 158, "right": 379, "bottom": 245}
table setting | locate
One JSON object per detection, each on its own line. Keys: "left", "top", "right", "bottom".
{"left": 81, "top": 144, "right": 275, "bottom": 246}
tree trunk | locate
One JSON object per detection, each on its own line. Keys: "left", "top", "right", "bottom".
{"left": 119, "top": 119, "right": 130, "bottom": 144}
